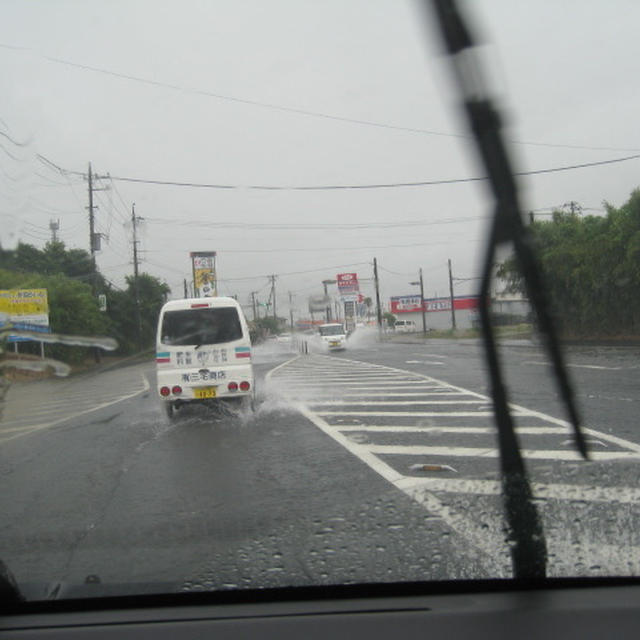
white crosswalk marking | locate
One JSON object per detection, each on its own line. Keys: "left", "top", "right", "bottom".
{"left": 268, "top": 354, "right": 640, "bottom": 576}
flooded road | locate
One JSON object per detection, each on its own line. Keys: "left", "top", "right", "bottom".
{"left": 1, "top": 337, "right": 639, "bottom": 596}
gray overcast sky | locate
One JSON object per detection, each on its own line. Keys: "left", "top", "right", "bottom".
{"left": 2, "top": 1, "right": 639, "bottom": 314}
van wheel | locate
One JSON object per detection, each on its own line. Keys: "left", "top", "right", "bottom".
{"left": 165, "top": 402, "right": 176, "bottom": 420}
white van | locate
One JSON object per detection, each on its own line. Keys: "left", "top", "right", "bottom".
{"left": 318, "top": 323, "right": 347, "bottom": 350}
{"left": 156, "top": 297, "right": 254, "bottom": 418}
{"left": 394, "top": 319, "right": 416, "bottom": 333}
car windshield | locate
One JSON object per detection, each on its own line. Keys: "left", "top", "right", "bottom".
{"left": 2, "top": 0, "right": 640, "bottom": 603}
{"left": 161, "top": 307, "right": 242, "bottom": 346}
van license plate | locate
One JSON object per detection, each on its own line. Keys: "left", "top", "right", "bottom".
{"left": 330, "top": 341, "right": 339, "bottom": 346}
{"left": 194, "top": 387, "right": 216, "bottom": 399}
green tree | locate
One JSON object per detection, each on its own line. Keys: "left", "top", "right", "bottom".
{"left": 497, "top": 188, "right": 640, "bottom": 336}
{"left": 0, "top": 268, "right": 109, "bottom": 363}
{"left": 383, "top": 311, "right": 396, "bottom": 328}
{"left": 105, "top": 273, "right": 170, "bottom": 353}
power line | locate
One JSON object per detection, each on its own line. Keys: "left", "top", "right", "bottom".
{"left": 34, "top": 151, "right": 640, "bottom": 193}
{"left": 145, "top": 259, "right": 371, "bottom": 284}
{"left": 144, "top": 214, "right": 487, "bottom": 231}
{"left": 93, "top": 153, "right": 640, "bottom": 191}
{"left": 0, "top": 128, "right": 29, "bottom": 148}
{"left": 3, "top": 44, "right": 639, "bottom": 153}
{"left": 144, "top": 239, "right": 453, "bottom": 254}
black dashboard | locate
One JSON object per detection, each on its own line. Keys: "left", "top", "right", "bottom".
{"left": 2, "top": 580, "right": 640, "bottom": 639}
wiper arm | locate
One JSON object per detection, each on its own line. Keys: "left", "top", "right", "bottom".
{"left": 0, "top": 559, "right": 24, "bottom": 604}
{"left": 428, "top": 0, "right": 588, "bottom": 579}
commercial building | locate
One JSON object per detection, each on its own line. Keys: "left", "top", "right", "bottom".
{"left": 389, "top": 294, "right": 481, "bottom": 331}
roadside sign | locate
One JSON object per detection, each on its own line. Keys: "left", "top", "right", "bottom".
{"left": 337, "top": 273, "right": 359, "bottom": 295}
{"left": 190, "top": 251, "right": 217, "bottom": 297}
{"left": 0, "top": 288, "right": 50, "bottom": 342}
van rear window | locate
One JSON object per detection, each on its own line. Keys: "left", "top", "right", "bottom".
{"left": 161, "top": 307, "right": 242, "bottom": 346}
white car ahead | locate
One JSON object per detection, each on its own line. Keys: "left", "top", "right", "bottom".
{"left": 317, "top": 323, "right": 347, "bottom": 350}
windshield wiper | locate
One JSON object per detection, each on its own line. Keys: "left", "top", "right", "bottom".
{"left": 428, "top": 0, "right": 588, "bottom": 579}
{"left": 0, "top": 559, "right": 24, "bottom": 604}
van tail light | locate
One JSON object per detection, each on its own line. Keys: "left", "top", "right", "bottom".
{"left": 228, "top": 382, "right": 238, "bottom": 392}
{"left": 239, "top": 381, "right": 251, "bottom": 392}
{"left": 160, "top": 386, "right": 170, "bottom": 397}
{"left": 172, "top": 385, "right": 182, "bottom": 396}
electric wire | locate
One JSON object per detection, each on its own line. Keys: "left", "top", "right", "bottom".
{"left": 35, "top": 151, "right": 640, "bottom": 192}
{"left": 2, "top": 43, "right": 638, "bottom": 153}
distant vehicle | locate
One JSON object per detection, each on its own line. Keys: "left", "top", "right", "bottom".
{"left": 318, "top": 323, "right": 347, "bottom": 350}
{"left": 276, "top": 333, "right": 292, "bottom": 343}
{"left": 394, "top": 319, "right": 416, "bottom": 333}
{"left": 155, "top": 297, "right": 254, "bottom": 418}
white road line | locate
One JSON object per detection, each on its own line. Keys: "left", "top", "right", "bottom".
{"left": 300, "top": 392, "right": 470, "bottom": 398}
{"left": 290, "top": 375, "right": 424, "bottom": 381}
{"left": 317, "top": 411, "right": 519, "bottom": 418}
{"left": 277, "top": 381, "right": 446, "bottom": 387}
{"left": 290, "top": 401, "right": 510, "bottom": 574}
{"left": 523, "top": 360, "right": 623, "bottom": 371}
{"left": 335, "top": 356, "right": 640, "bottom": 455}
{"left": 0, "top": 373, "right": 151, "bottom": 445}
{"left": 397, "top": 476, "right": 640, "bottom": 505}
{"left": 309, "top": 400, "right": 487, "bottom": 406}
{"left": 266, "top": 355, "right": 301, "bottom": 375}
{"left": 366, "top": 444, "right": 640, "bottom": 461}
{"left": 583, "top": 427, "right": 640, "bottom": 454}
{"left": 271, "top": 354, "right": 640, "bottom": 572}
{"left": 335, "top": 425, "right": 570, "bottom": 434}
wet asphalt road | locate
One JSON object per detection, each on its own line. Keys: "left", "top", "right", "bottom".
{"left": 1, "top": 336, "right": 639, "bottom": 597}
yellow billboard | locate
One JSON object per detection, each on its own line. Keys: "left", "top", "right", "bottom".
{"left": 190, "top": 252, "right": 217, "bottom": 297}
{"left": 0, "top": 288, "right": 50, "bottom": 328}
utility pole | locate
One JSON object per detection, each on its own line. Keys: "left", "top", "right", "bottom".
{"left": 183, "top": 278, "right": 188, "bottom": 298}
{"left": 131, "top": 204, "right": 143, "bottom": 349}
{"left": 322, "top": 281, "right": 331, "bottom": 322}
{"left": 448, "top": 258, "right": 457, "bottom": 330}
{"left": 410, "top": 269, "right": 427, "bottom": 335}
{"left": 250, "top": 291, "right": 258, "bottom": 321}
{"left": 86, "top": 162, "right": 109, "bottom": 294}
{"left": 87, "top": 162, "right": 97, "bottom": 294}
{"left": 288, "top": 291, "right": 294, "bottom": 332}
{"left": 269, "top": 275, "right": 277, "bottom": 319}
{"left": 419, "top": 268, "right": 426, "bottom": 335}
{"left": 322, "top": 279, "right": 336, "bottom": 322}
{"left": 411, "top": 268, "right": 426, "bottom": 335}
{"left": 373, "top": 257, "right": 383, "bottom": 332}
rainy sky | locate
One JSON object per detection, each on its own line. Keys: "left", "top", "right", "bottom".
{"left": 2, "top": 0, "right": 639, "bottom": 314}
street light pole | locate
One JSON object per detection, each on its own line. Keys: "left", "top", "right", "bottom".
{"left": 410, "top": 268, "right": 427, "bottom": 336}
{"left": 448, "top": 258, "right": 457, "bottom": 330}
{"left": 419, "top": 268, "right": 426, "bottom": 335}
{"left": 322, "top": 279, "right": 337, "bottom": 322}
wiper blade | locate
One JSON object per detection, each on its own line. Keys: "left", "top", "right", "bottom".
{"left": 428, "top": 0, "right": 588, "bottom": 579}
{"left": 0, "top": 559, "right": 24, "bottom": 604}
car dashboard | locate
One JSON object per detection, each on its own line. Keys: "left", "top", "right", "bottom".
{"left": 2, "top": 580, "right": 640, "bottom": 639}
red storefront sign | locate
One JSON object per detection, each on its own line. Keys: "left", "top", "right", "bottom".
{"left": 336, "top": 273, "right": 359, "bottom": 294}
{"left": 390, "top": 295, "right": 480, "bottom": 314}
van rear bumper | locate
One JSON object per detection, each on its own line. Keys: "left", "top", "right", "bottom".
{"left": 157, "top": 364, "right": 253, "bottom": 401}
